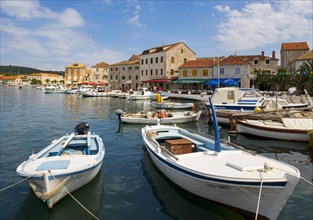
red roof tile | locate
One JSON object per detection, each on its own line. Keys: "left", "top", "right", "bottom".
{"left": 219, "top": 55, "right": 249, "bottom": 65}
{"left": 179, "top": 58, "right": 215, "bottom": 68}
{"left": 92, "top": 62, "right": 109, "bottom": 68}
{"left": 281, "top": 42, "right": 309, "bottom": 51}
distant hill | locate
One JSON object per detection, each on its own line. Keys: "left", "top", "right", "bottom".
{"left": 0, "top": 65, "right": 64, "bottom": 76}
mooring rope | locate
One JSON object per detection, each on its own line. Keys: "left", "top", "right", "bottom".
{"left": 255, "top": 168, "right": 265, "bottom": 220}
{"left": 271, "top": 166, "right": 313, "bottom": 186}
{"left": 0, "top": 175, "right": 35, "bottom": 192}
{"left": 49, "top": 171, "right": 100, "bottom": 220}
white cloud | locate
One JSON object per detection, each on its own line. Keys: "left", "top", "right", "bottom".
{"left": 214, "top": 1, "right": 313, "bottom": 53}
{"left": 59, "top": 8, "right": 84, "bottom": 27}
{"left": 128, "top": 2, "right": 144, "bottom": 27}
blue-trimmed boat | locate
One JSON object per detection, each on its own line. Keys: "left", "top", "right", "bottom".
{"left": 16, "top": 123, "right": 105, "bottom": 209}
{"left": 142, "top": 98, "right": 300, "bottom": 220}
{"left": 205, "top": 87, "right": 308, "bottom": 111}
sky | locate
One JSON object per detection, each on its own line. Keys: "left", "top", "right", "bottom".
{"left": 1, "top": 0, "right": 312, "bottom": 71}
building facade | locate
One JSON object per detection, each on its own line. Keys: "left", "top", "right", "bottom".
{"left": 289, "top": 50, "right": 313, "bottom": 72}
{"left": 212, "top": 55, "right": 251, "bottom": 88}
{"left": 65, "top": 63, "right": 88, "bottom": 86}
{"left": 174, "top": 58, "right": 215, "bottom": 90}
{"left": 109, "top": 55, "right": 140, "bottom": 90}
{"left": 280, "top": 42, "right": 310, "bottom": 72}
{"left": 28, "top": 73, "right": 64, "bottom": 85}
{"left": 140, "top": 42, "right": 196, "bottom": 90}
{"left": 91, "top": 62, "right": 109, "bottom": 84}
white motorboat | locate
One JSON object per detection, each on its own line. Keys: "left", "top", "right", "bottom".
{"left": 127, "top": 88, "right": 154, "bottom": 100}
{"left": 141, "top": 98, "right": 300, "bottom": 220}
{"left": 205, "top": 87, "right": 308, "bottom": 111}
{"left": 236, "top": 118, "right": 313, "bottom": 142}
{"left": 16, "top": 123, "right": 105, "bottom": 209}
{"left": 116, "top": 109, "right": 201, "bottom": 124}
{"left": 81, "top": 86, "right": 111, "bottom": 97}
{"left": 44, "top": 85, "right": 67, "bottom": 94}
{"left": 66, "top": 87, "right": 79, "bottom": 94}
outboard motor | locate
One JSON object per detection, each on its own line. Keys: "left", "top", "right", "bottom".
{"left": 74, "top": 122, "right": 90, "bottom": 135}
{"left": 115, "top": 109, "right": 124, "bottom": 123}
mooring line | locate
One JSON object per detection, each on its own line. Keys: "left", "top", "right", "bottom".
{"left": 255, "top": 169, "right": 265, "bottom": 220}
{"left": 0, "top": 175, "right": 34, "bottom": 192}
{"left": 49, "top": 171, "right": 100, "bottom": 220}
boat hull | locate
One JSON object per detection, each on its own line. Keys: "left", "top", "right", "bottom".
{"left": 142, "top": 125, "right": 300, "bottom": 220}
{"left": 120, "top": 111, "right": 201, "bottom": 124}
{"left": 236, "top": 120, "right": 310, "bottom": 142}
{"left": 27, "top": 160, "right": 103, "bottom": 208}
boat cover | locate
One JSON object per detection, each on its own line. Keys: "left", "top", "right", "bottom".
{"left": 282, "top": 118, "right": 313, "bottom": 130}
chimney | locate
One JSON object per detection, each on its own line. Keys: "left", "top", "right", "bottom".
{"left": 261, "top": 51, "right": 264, "bottom": 56}
{"left": 272, "top": 51, "right": 275, "bottom": 59}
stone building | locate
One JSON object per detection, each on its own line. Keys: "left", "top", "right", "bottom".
{"left": 65, "top": 63, "right": 88, "bottom": 86}
{"left": 280, "top": 42, "right": 310, "bottom": 72}
{"left": 289, "top": 50, "right": 313, "bottom": 72}
{"left": 212, "top": 55, "right": 251, "bottom": 88}
{"left": 174, "top": 58, "right": 215, "bottom": 90}
{"left": 91, "top": 62, "right": 109, "bottom": 84}
{"left": 140, "top": 42, "right": 196, "bottom": 90}
{"left": 28, "top": 73, "right": 64, "bottom": 85}
{"left": 109, "top": 55, "right": 140, "bottom": 90}
{"left": 0, "top": 75, "right": 23, "bottom": 85}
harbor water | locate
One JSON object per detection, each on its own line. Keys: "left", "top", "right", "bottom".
{"left": 0, "top": 86, "right": 312, "bottom": 220}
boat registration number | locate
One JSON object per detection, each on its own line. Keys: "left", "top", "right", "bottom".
{"left": 207, "top": 183, "right": 231, "bottom": 190}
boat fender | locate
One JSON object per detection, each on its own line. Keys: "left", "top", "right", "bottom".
{"left": 254, "top": 106, "right": 262, "bottom": 113}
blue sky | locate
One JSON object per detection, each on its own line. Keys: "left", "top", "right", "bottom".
{"left": 1, "top": 0, "right": 312, "bottom": 71}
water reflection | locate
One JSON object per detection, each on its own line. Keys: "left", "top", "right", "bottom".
{"left": 16, "top": 171, "right": 104, "bottom": 220}
{"left": 141, "top": 151, "right": 247, "bottom": 220}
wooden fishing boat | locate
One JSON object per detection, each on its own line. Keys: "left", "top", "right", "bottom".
{"left": 16, "top": 123, "right": 105, "bottom": 208}
{"left": 141, "top": 98, "right": 300, "bottom": 220}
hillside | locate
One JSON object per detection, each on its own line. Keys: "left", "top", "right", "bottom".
{"left": 0, "top": 65, "right": 64, "bottom": 76}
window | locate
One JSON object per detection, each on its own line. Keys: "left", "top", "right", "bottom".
{"left": 68, "top": 69, "right": 71, "bottom": 73}
{"left": 110, "top": 76, "right": 112, "bottom": 80}
{"left": 184, "top": 58, "right": 187, "bottom": 63}
{"left": 141, "top": 59, "right": 144, "bottom": 65}
{"left": 135, "top": 66, "right": 139, "bottom": 70}
{"left": 220, "top": 68, "right": 225, "bottom": 74}
{"left": 150, "top": 70, "right": 153, "bottom": 75}
{"left": 265, "top": 59, "right": 270, "bottom": 64}
{"left": 171, "top": 57, "right": 175, "bottom": 63}
{"left": 122, "top": 76, "right": 125, "bottom": 80}
{"left": 183, "top": 70, "right": 188, "bottom": 77}
{"left": 203, "top": 69, "right": 208, "bottom": 76}
{"left": 253, "top": 59, "right": 258, "bottom": 65}
{"left": 181, "top": 49, "right": 184, "bottom": 53}
{"left": 145, "top": 59, "right": 148, "bottom": 64}
{"left": 123, "top": 67, "right": 125, "bottom": 71}
{"left": 129, "top": 75, "right": 131, "bottom": 80}
{"left": 161, "top": 69, "right": 163, "bottom": 75}
{"left": 192, "top": 69, "right": 198, "bottom": 76}
{"left": 141, "top": 70, "right": 143, "bottom": 75}
{"left": 115, "top": 67, "right": 118, "bottom": 71}
{"left": 150, "top": 58, "right": 153, "bottom": 64}
{"left": 156, "top": 69, "right": 158, "bottom": 75}
{"left": 115, "top": 75, "right": 118, "bottom": 80}
{"left": 128, "top": 67, "right": 132, "bottom": 70}
{"left": 161, "top": 57, "right": 163, "bottom": 63}
{"left": 110, "top": 68, "right": 113, "bottom": 71}
{"left": 145, "top": 70, "right": 148, "bottom": 75}
{"left": 235, "top": 67, "right": 240, "bottom": 75}
{"left": 136, "top": 75, "right": 138, "bottom": 80}
{"left": 156, "top": 57, "right": 158, "bottom": 63}
{"left": 74, "top": 69, "right": 77, "bottom": 74}
{"left": 170, "top": 69, "right": 174, "bottom": 75}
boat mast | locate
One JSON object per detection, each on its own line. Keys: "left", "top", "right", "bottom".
{"left": 217, "top": 48, "right": 220, "bottom": 88}
{"left": 209, "top": 97, "right": 221, "bottom": 152}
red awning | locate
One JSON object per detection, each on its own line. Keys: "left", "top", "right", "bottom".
{"left": 98, "top": 81, "right": 107, "bottom": 85}
{"left": 89, "top": 81, "right": 96, "bottom": 85}
{"left": 142, "top": 79, "right": 171, "bottom": 83}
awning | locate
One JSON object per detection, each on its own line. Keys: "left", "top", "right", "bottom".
{"left": 171, "top": 79, "right": 208, "bottom": 84}
{"left": 125, "top": 80, "right": 132, "bottom": 84}
{"left": 205, "top": 78, "right": 240, "bottom": 86}
{"left": 98, "top": 81, "right": 108, "bottom": 85}
{"left": 142, "top": 79, "right": 171, "bottom": 83}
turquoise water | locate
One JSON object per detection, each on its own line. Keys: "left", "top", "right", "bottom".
{"left": 0, "top": 86, "right": 312, "bottom": 220}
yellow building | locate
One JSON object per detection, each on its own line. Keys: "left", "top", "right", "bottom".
{"left": 65, "top": 63, "right": 88, "bottom": 86}
{"left": 28, "top": 73, "right": 64, "bottom": 85}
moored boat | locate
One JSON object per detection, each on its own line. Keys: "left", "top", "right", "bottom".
{"left": 44, "top": 85, "right": 67, "bottom": 94}
{"left": 127, "top": 88, "right": 154, "bottom": 100}
{"left": 236, "top": 118, "right": 313, "bottom": 142}
{"left": 116, "top": 109, "right": 201, "bottom": 124}
{"left": 16, "top": 123, "right": 105, "bottom": 208}
{"left": 141, "top": 98, "right": 300, "bottom": 220}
